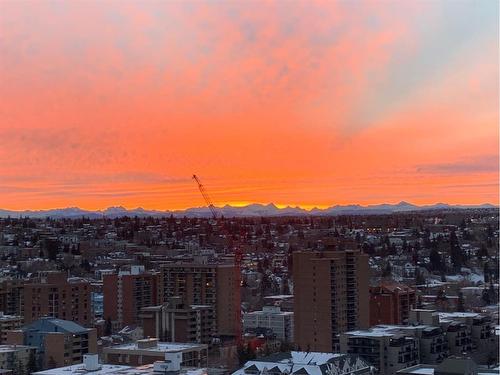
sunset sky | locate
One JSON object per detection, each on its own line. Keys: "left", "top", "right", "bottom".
{"left": 0, "top": 0, "right": 498, "bottom": 211}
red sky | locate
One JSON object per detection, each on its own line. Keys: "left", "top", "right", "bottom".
{"left": 0, "top": 1, "right": 498, "bottom": 210}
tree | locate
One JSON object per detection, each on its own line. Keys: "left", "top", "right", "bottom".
{"left": 382, "top": 262, "right": 392, "bottom": 278}
{"left": 237, "top": 345, "right": 256, "bottom": 365}
{"left": 457, "top": 291, "right": 465, "bottom": 312}
{"left": 15, "top": 360, "right": 25, "bottom": 375}
{"left": 482, "top": 287, "right": 491, "bottom": 305}
{"left": 429, "top": 249, "right": 443, "bottom": 272}
{"left": 27, "top": 350, "right": 38, "bottom": 374}
{"left": 415, "top": 268, "right": 426, "bottom": 286}
{"left": 449, "top": 231, "right": 463, "bottom": 271}
{"left": 105, "top": 317, "right": 112, "bottom": 336}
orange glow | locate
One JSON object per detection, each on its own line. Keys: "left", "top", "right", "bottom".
{"left": 0, "top": 1, "right": 498, "bottom": 211}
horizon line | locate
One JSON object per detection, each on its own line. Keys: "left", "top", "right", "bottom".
{"left": 0, "top": 200, "right": 497, "bottom": 213}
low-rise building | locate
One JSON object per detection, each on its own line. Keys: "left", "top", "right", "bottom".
{"left": 339, "top": 326, "right": 419, "bottom": 375}
{"left": 34, "top": 352, "right": 225, "bottom": 375}
{"left": 4, "top": 317, "right": 97, "bottom": 369}
{"left": 139, "top": 298, "right": 215, "bottom": 344}
{"left": 0, "top": 345, "right": 36, "bottom": 374}
{"left": 243, "top": 306, "right": 294, "bottom": 342}
{"left": 102, "top": 338, "right": 208, "bottom": 367}
{"left": 232, "top": 351, "right": 371, "bottom": 375}
{"left": 0, "top": 313, "right": 22, "bottom": 344}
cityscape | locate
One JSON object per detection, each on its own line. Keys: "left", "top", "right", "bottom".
{"left": 0, "top": 1, "right": 498, "bottom": 375}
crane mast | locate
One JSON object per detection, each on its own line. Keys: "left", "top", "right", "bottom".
{"left": 192, "top": 174, "right": 218, "bottom": 219}
{"left": 192, "top": 174, "right": 242, "bottom": 347}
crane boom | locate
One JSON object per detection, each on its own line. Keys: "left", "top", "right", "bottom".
{"left": 192, "top": 174, "right": 218, "bottom": 219}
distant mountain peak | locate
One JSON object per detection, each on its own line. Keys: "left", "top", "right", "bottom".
{"left": 0, "top": 202, "right": 496, "bottom": 219}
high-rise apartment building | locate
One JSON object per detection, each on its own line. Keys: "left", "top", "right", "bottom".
{"left": 23, "top": 272, "right": 91, "bottom": 326}
{"left": 103, "top": 266, "right": 159, "bottom": 330}
{"left": 293, "top": 250, "right": 369, "bottom": 352}
{"left": 158, "top": 263, "right": 238, "bottom": 336}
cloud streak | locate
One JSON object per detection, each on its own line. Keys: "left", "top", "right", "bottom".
{"left": 0, "top": 0, "right": 497, "bottom": 209}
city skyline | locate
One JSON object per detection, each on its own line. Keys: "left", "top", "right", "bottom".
{"left": 1, "top": 0, "right": 498, "bottom": 210}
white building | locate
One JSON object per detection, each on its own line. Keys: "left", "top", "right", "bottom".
{"left": 243, "top": 306, "right": 294, "bottom": 342}
{"left": 233, "top": 351, "right": 371, "bottom": 375}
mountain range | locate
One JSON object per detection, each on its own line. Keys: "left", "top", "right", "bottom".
{"left": 0, "top": 202, "right": 496, "bottom": 219}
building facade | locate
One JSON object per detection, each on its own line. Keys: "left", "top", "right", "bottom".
{"left": 158, "top": 263, "right": 238, "bottom": 336}
{"left": 370, "top": 283, "right": 416, "bottom": 325}
{"left": 103, "top": 266, "right": 159, "bottom": 330}
{"left": 4, "top": 317, "right": 97, "bottom": 369}
{"left": 243, "top": 306, "right": 294, "bottom": 342}
{"left": 293, "top": 250, "right": 369, "bottom": 352}
{"left": 102, "top": 338, "right": 208, "bottom": 367}
{"left": 140, "top": 298, "right": 215, "bottom": 344}
{"left": 23, "top": 272, "right": 91, "bottom": 326}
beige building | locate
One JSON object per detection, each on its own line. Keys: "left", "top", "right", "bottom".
{"left": 293, "top": 250, "right": 369, "bottom": 352}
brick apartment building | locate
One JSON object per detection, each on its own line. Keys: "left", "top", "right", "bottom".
{"left": 370, "top": 283, "right": 416, "bottom": 325}
{"left": 139, "top": 297, "right": 215, "bottom": 344}
{"left": 103, "top": 265, "right": 159, "bottom": 330}
{"left": 23, "top": 271, "right": 92, "bottom": 326}
{"left": 5, "top": 317, "right": 97, "bottom": 369}
{"left": 293, "top": 250, "right": 369, "bottom": 352}
{"left": 158, "top": 263, "right": 238, "bottom": 336}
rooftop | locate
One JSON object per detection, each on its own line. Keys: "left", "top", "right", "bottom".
{"left": 103, "top": 341, "right": 207, "bottom": 353}
{"left": 233, "top": 352, "right": 370, "bottom": 375}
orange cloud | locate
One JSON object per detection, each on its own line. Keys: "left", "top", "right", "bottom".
{"left": 0, "top": 0, "right": 497, "bottom": 210}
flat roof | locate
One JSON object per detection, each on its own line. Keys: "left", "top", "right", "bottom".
{"left": 104, "top": 341, "right": 207, "bottom": 353}
{"left": 34, "top": 364, "right": 132, "bottom": 375}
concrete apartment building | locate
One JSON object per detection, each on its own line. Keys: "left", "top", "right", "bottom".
{"left": 0, "top": 345, "right": 35, "bottom": 374}
{"left": 0, "top": 313, "right": 22, "bottom": 344}
{"left": 158, "top": 263, "right": 238, "bottom": 336}
{"left": 399, "top": 325, "right": 449, "bottom": 364}
{"left": 439, "top": 313, "right": 496, "bottom": 363}
{"left": 139, "top": 297, "right": 215, "bottom": 344}
{"left": 339, "top": 327, "right": 419, "bottom": 375}
{"left": 103, "top": 338, "right": 208, "bottom": 367}
{"left": 409, "top": 309, "right": 496, "bottom": 365}
{"left": 243, "top": 306, "right": 294, "bottom": 342}
{"left": 103, "top": 266, "right": 159, "bottom": 330}
{"left": 5, "top": 317, "right": 97, "bottom": 369}
{"left": 293, "top": 250, "right": 369, "bottom": 352}
{"left": 370, "top": 283, "right": 416, "bottom": 325}
{"left": 23, "top": 272, "right": 92, "bottom": 326}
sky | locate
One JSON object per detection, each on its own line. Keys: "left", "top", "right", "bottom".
{"left": 0, "top": 0, "right": 498, "bottom": 211}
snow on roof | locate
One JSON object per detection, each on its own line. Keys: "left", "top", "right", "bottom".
{"left": 233, "top": 352, "right": 370, "bottom": 375}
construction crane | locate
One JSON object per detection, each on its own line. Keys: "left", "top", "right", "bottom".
{"left": 192, "top": 174, "right": 218, "bottom": 219}
{"left": 192, "top": 174, "right": 243, "bottom": 347}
